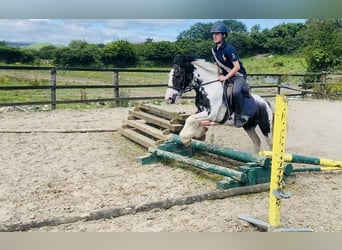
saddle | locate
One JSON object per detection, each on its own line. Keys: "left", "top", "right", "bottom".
{"left": 220, "top": 81, "right": 257, "bottom": 123}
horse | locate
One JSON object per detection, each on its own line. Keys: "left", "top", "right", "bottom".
{"left": 164, "top": 55, "right": 274, "bottom": 153}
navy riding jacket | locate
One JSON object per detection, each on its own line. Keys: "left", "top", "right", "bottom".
{"left": 212, "top": 41, "right": 247, "bottom": 79}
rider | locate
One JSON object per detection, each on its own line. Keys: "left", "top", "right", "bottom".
{"left": 210, "top": 21, "right": 249, "bottom": 128}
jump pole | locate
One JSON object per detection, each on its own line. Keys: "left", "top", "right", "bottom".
{"left": 259, "top": 151, "right": 342, "bottom": 168}
{"left": 238, "top": 95, "right": 313, "bottom": 232}
{"left": 148, "top": 147, "right": 247, "bottom": 182}
{"left": 168, "top": 134, "right": 271, "bottom": 168}
{"left": 292, "top": 166, "right": 341, "bottom": 172}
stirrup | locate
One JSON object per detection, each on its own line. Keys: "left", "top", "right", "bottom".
{"left": 234, "top": 116, "right": 248, "bottom": 128}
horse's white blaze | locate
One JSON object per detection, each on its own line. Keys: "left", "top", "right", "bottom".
{"left": 165, "top": 69, "right": 180, "bottom": 104}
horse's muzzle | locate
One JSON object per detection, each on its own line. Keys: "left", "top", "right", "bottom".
{"left": 165, "top": 97, "right": 173, "bottom": 104}
{"left": 165, "top": 94, "right": 178, "bottom": 104}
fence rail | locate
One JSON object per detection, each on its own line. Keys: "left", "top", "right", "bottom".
{"left": 0, "top": 65, "right": 339, "bottom": 109}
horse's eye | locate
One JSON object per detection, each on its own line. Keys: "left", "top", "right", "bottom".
{"left": 194, "top": 77, "right": 202, "bottom": 84}
{"left": 173, "top": 69, "right": 182, "bottom": 78}
{"left": 173, "top": 64, "right": 181, "bottom": 71}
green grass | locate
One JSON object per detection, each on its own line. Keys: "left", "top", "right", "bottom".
{"left": 242, "top": 54, "right": 307, "bottom": 74}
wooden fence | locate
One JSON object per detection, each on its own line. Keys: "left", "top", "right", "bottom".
{"left": 0, "top": 65, "right": 335, "bottom": 110}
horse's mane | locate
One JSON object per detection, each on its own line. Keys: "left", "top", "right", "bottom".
{"left": 192, "top": 59, "right": 217, "bottom": 75}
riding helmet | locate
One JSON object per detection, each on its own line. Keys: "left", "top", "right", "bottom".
{"left": 210, "top": 22, "right": 229, "bottom": 36}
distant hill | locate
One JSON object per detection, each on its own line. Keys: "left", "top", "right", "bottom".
{"left": 5, "top": 41, "right": 33, "bottom": 47}
{"left": 4, "top": 41, "right": 62, "bottom": 50}
{"left": 25, "top": 42, "right": 55, "bottom": 50}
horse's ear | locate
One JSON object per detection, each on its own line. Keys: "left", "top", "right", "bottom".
{"left": 184, "top": 54, "right": 196, "bottom": 62}
{"left": 173, "top": 55, "right": 196, "bottom": 65}
{"left": 173, "top": 55, "right": 186, "bottom": 65}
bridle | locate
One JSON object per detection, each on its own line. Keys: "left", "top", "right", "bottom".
{"left": 168, "top": 64, "right": 219, "bottom": 96}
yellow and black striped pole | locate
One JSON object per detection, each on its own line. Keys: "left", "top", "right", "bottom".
{"left": 268, "top": 95, "right": 288, "bottom": 229}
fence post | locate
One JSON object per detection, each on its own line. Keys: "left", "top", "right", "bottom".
{"left": 277, "top": 75, "right": 282, "bottom": 95}
{"left": 320, "top": 72, "right": 327, "bottom": 99}
{"left": 50, "top": 68, "right": 57, "bottom": 110}
{"left": 113, "top": 71, "right": 120, "bottom": 107}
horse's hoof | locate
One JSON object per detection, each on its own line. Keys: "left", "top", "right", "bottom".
{"left": 182, "top": 139, "right": 191, "bottom": 147}
{"left": 197, "top": 135, "right": 206, "bottom": 141}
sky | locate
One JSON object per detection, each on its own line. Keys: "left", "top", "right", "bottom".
{"left": 0, "top": 19, "right": 306, "bottom": 46}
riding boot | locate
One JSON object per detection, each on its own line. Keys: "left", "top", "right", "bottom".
{"left": 233, "top": 92, "right": 247, "bottom": 128}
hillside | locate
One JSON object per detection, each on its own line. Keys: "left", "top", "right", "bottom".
{"left": 242, "top": 54, "right": 307, "bottom": 74}
{"left": 5, "top": 41, "right": 59, "bottom": 50}
{"left": 5, "top": 41, "right": 33, "bottom": 47}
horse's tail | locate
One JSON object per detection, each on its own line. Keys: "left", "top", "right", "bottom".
{"left": 257, "top": 98, "right": 273, "bottom": 137}
{"left": 266, "top": 100, "right": 274, "bottom": 136}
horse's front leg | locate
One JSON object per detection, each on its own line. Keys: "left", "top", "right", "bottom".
{"left": 179, "top": 111, "right": 210, "bottom": 146}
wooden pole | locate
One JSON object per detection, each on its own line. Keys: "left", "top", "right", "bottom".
{"left": 149, "top": 147, "right": 247, "bottom": 182}
{"left": 0, "top": 183, "right": 269, "bottom": 231}
{"left": 277, "top": 75, "right": 282, "bottom": 95}
{"left": 113, "top": 71, "right": 119, "bottom": 107}
{"left": 49, "top": 69, "right": 57, "bottom": 110}
{"left": 169, "top": 134, "right": 271, "bottom": 168}
{"left": 320, "top": 72, "right": 327, "bottom": 99}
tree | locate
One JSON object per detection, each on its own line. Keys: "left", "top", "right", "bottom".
{"left": 175, "top": 38, "right": 211, "bottom": 60}
{"left": 38, "top": 45, "right": 58, "bottom": 60}
{"left": 102, "top": 40, "right": 137, "bottom": 67}
{"left": 68, "top": 40, "right": 88, "bottom": 49}
{"left": 0, "top": 44, "right": 22, "bottom": 64}
{"left": 177, "top": 22, "right": 213, "bottom": 41}
{"left": 177, "top": 20, "right": 247, "bottom": 42}
{"left": 262, "top": 23, "right": 305, "bottom": 54}
{"left": 144, "top": 41, "right": 179, "bottom": 66}
{"left": 249, "top": 25, "right": 269, "bottom": 54}
{"left": 54, "top": 40, "right": 102, "bottom": 67}
{"left": 222, "top": 20, "right": 248, "bottom": 33}
{"left": 21, "top": 49, "right": 37, "bottom": 64}
{"left": 299, "top": 19, "right": 342, "bottom": 72}
{"left": 228, "top": 33, "right": 253, "bottom": 56}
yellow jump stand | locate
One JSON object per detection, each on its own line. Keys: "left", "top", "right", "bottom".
{"left": 238, "top": 95, "right": 313, "bottom": 232}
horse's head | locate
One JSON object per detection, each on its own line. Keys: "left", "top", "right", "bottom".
{"left": 165, "top": 55, "right": 201, "bottom": 104}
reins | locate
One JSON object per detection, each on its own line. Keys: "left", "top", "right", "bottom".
{"left": 200, "top": 79, "right": 220, "bottom": 86}
{"left": 168, "top": 79, "right": 219, "bottom": 95}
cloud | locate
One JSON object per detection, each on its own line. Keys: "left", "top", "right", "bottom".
{"left": 0, "top": 19, "right": 305, "bottom": 45}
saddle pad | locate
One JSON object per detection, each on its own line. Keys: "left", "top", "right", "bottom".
{"left": 243, "top": 96, "right": 257, "bottom": 117}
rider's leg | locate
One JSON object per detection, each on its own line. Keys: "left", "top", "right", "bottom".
{"left": 232, "top": 77, "right": 248, "bottom": 128}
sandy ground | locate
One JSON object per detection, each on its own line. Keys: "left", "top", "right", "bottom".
{"left": 0, "top": 98, "right": 341, "bottom": 232}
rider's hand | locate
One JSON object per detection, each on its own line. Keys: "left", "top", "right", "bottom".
{"left": 218, "top": 75, "right": 227, "bottom": 82}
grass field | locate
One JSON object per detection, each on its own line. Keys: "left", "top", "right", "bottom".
{"left": 242, "top": 54, "right": 307, "bottom": 74}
